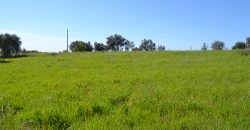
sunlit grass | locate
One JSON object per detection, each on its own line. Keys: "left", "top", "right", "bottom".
{"left": 0, "top": 51, "right": 249, "bottom": 129}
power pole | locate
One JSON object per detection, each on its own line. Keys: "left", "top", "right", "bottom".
{"left": 67, "top": 29, "right": 69, "bottom": 52}
{"left": 246, "top": 37, "right": 250, "bottom": 49}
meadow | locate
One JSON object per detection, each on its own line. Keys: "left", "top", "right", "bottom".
{"left": 0, "top": 51, "right": 249, "bottom": 129}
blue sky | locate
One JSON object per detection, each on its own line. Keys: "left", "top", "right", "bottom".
{"left": 1, "top": 0, "right": 250, "bottom": 52}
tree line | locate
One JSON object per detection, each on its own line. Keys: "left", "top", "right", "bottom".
{"left": 1, "top": 33, "right": 250, "bottom": 58}
{"left": 69, "top": 34, "right": 166, "bottom": 52}
{"left": 202, "top": 38, "right": 250, "bottom": 51}
{"left": 70, "top": 34, "right": 250, "bottom": 52}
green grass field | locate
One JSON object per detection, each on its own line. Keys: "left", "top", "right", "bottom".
{"left": 0, "top": 51, "right": 249, "bottom": 129}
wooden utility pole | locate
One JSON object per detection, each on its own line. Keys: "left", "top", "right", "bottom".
{"left": 67, "top": 29, "right": 69, "bottom": 52}
{"left": 246, "top": 37, "right": 249, "bottom": 49}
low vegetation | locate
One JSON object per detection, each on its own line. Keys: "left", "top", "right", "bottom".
{"left": 0, "top": 51, "right": 249, "bottom": 129}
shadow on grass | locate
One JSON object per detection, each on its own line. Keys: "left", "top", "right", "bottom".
{"left": 0, "top": 54, "right": 29, "bottom": 59}
{"left": 0, "top": 54, "right": 29, "bottom": 63}
{"left": 240, "top": 50, "right": 250, "bottom": 56}
{"left": 0, "top": 60, "right": 10, "bottom": 63}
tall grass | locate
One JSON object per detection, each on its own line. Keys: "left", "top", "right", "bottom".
{"left": 0, "top": 51, "right": 249, "bottom": 129}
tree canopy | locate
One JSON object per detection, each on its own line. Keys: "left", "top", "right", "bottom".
{"left": 94, "top": 42, "right": 108, "bottom": 51}
{"left": 0, "top": 33, "right": 22, "bottom": 58}
{"left": 232, "top": 42, "right": 246, "bottom": 50}
{"left": 139, "top": 39, "right": 156, "bottom": 51}
{"left": 106, "top": 34, "right": 126, "bottom": 51}
{"left": 201, "top": 43, "right": 208, "bottom": 51}
{"left": 3, "top": 32, "right": 249, "bottom": 54}
{"left": 70, "top": 41, "right": 93, "bottom": 52}
{"left": 211, "top": 41, "right": 225, "bottom": 50}
{"left": 157, "top": 45, "right": 165, "bottom": 51}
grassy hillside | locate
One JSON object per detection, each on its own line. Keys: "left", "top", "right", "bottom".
{"left": 0, "top": 51, "right": 249, "bottom": 129}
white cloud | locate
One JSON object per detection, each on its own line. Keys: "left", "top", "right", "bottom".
{"left": 0, "top": 29, "right": 67, "bottom": 52}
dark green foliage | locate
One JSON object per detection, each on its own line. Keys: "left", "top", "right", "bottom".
{"left": 232, "top": 42, "right": 246, "bottom": 49}
{"left": 0, "top": 33, "right": 22, "bottom": 58}
{"left": 70, "top": 41, "right": 85, "bottom": 52}
{"left": 139, "top": 39, "right": 156, "bottom": 51}
{"left": 70, "top": 41, "right": 93, "bottom": 52}
{"left": 22, "top": 49, "right": 39, "bottom": 53}
{"left": 91, "top": 104, "right": 105, "bottom": 115}
{"left": 157, "top": 45, "right": 165, "bottom": 51}
{"left": 201, "top": 43, "right": 208, "bottom": 51}
{"left": 132, "top": 47, "right": 140, "bottom": 51}
{"left": 85, "top": 42, "right": 93, "bottom": 52}
{"left": 106, "top": 34, "right": 126, "bottom": 51}
{"left": 211, "top": 41, "right": 225, "bottom": 50}
{"left": 94, "top": 42, "right": 108, "bottom": 51}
